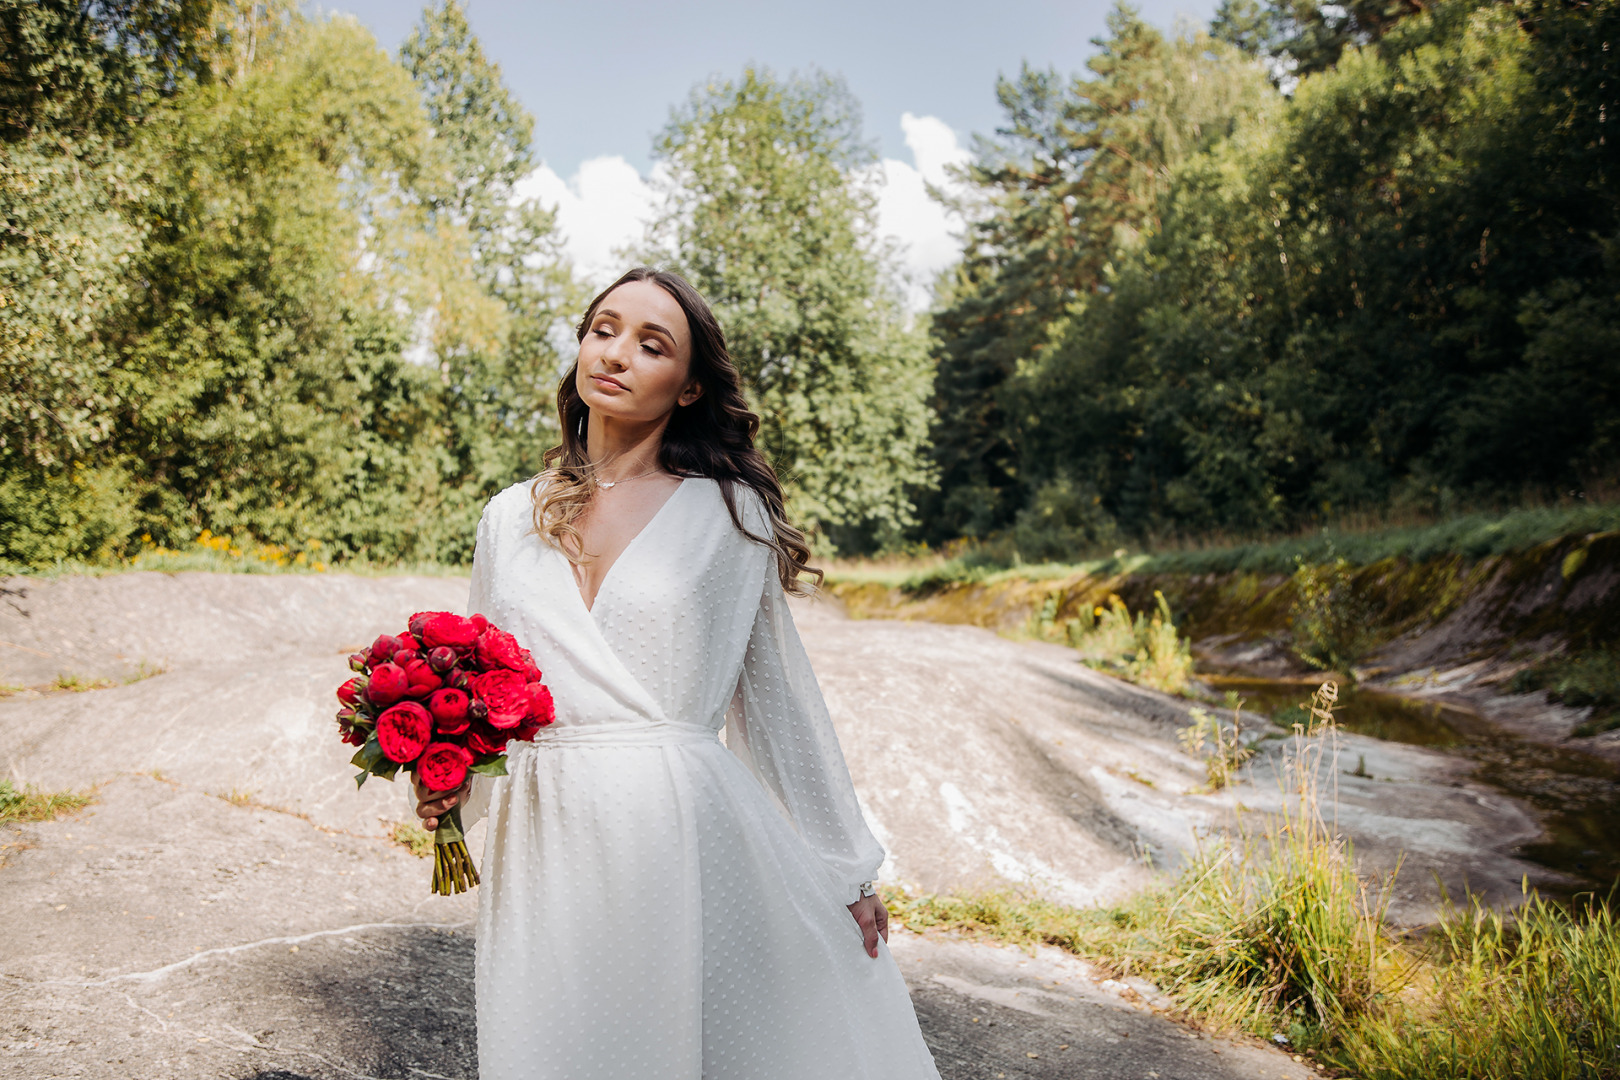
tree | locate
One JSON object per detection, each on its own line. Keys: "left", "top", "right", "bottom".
{"left": 925, "top": 5, "right": 1274, "bottom": 542}
{"left": 643, "top": 67, "right": 933, "bottom": 550}
{"left": 402, "top": 1, "right": 580, "bottom": 555}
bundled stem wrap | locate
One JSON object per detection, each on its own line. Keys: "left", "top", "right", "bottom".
{"left": 432, "top": 805, "right": 481, "bottom": 895}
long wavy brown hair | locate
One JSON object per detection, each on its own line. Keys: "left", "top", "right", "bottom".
{"left": 529, "top": 267, "right": 821, "bottom": 595}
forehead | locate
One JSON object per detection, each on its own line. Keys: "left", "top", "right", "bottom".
{"left": 596, "top": 280, "right": 690, "bottom": 343}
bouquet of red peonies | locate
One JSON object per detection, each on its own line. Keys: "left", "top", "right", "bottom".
{"left": 334, "top": 610, "right": 554, "bottom": 895}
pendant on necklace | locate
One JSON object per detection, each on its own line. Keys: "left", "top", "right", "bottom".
{"left": 597, "top": 480, "right": 617, "bottom": 489}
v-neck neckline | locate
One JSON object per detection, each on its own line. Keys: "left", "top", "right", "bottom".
{"left": 570, "top": 477, "right": 689, "bottom": 615}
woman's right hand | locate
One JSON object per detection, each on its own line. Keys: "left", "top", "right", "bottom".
{"left": 414, "top": 775, "right": 471, "bottom": 832}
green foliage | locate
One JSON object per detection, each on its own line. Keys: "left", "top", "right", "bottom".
{"left": 1333, "top": 889, "right": 1620, "bottom": 1079}
{"left": 1068, "top": 591, "right": 1195, "bottom": 695}
{"left": 0, "top": 1, "right": 577, "bottom": 569}
{"left": 1288, "top": 554, "right": 1381, "bottom": 676}
{"left": 923, "top": 0, "right": 1620, "bottom": 557}
{"left": 644, "top": 67, "right": 933, "bottom": 552}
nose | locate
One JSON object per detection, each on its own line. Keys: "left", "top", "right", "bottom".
{"left": 598, "top": 329, "right": 630, "bottom": 369}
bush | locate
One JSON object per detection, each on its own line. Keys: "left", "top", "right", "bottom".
{"left": 1068, "top": 591, "right": 1195, "bottom": 695}
{"left": 1288, "top": 554, "right": 1381, "bottom": 678}
{"left": 1511, "top": 648, "right": 1620, "bottom": 736}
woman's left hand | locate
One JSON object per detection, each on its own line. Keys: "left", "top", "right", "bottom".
{"left": 847, "top": 894, "right": 889, "bottom": 958}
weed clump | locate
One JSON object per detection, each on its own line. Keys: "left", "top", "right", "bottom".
{"left": 1288, "top": 554, "right": 1381, "bottom": 679}
{"left": 1067, "top": 592, "right": 1195, "bottom": 695}
{"left": 0, "top": 780, "right": 94, "bottom": 824}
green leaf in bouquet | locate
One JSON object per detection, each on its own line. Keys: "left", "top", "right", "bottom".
{"left": 469, "top": 753, "right": 509, "bottom": 777}
{"left": 375, "top": 759, "right": 403, "bottom": 782}
{"left": 350, "top": 737, "right": 384, "bottom": 771}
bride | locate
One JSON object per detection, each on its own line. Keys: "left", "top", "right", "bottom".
{"left": 414, "top": 267, "right": 941, "bottom": 1079}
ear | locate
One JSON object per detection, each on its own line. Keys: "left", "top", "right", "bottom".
{"left": 677, "top": 380, "right": 703, "bottom": 407}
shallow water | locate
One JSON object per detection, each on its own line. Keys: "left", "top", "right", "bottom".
{"left": 1204, "top": 674, "right": 1620, "bottom": 895}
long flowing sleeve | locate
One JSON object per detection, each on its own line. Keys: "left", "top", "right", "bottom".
{"left": 725, "top": 563, "right": 886, "bottom": 906}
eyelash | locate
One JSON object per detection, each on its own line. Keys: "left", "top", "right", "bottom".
{"left": 593, "top": 326, "right": 663, "bottom": 355}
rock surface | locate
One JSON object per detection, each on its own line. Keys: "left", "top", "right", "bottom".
{"left": 0, "top": 570, "right": 1545, "bottom": 1077}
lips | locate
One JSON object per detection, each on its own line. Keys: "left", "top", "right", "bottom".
{"left": 590, "top": 373, "right": 627, "bottom": 391}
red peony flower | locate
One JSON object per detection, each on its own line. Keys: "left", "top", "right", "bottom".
{"left": 416, "top": 742, "right": 474, "bottom": 793}
{"left": 336, "top": 707, "right": 365, "bottom": 746}
{"left": 526, "top": 682, "right": 556, "bottom": 727}
{"left": 424, "top": 613, "right": 479, "bottom": 655}
{"left": 475, "top": 627, "right": 532, "bottom": 673}
{"left": 511, "top": 719, "right": 541, "bottom": 743}
{"left": 465, "top": 722, "right": 508, "bottom": 757}
{"left": 376, "top": 701, "right": 433, "bottom": 763}
{"left": 427, "top": 645, "right": 458, "bottom": 673}
{"left": 337, "top": 677, "right": 364, "bottom": 706}
{"left": 402, "top": 658, "right": 442, "bottom": 698}
{"left": 367, "top": 662, "right": 409, "bottom": 706}
{"left": 470, "top": 669, "right": 530, "bottom": 730}
{"left": 427, "top": 687, "right": 471, "bottom": 734}
{"left": 471, "top": 613, "right": 489, "bottom": 634}
{"left": 408, "top": 611, "right": 444, "bottom": 639}
{"left": 366, "top": 633, "right": 402, "bottom": 668}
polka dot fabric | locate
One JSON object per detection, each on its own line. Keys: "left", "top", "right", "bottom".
{"left": 454, "top": 477, "right": 940, "bottom": 1080}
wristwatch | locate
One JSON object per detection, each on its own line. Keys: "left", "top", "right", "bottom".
{"left": 857, "top": 880, "right": 876, "bottom": 898}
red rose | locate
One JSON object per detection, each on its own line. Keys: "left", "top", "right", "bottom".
{"left": 376, "top": 702, "right": 433, "bottom": 763}
{"left": 416, "top": 742, "right": 473, "bottom": 793}
{"left": 526, "top": 682, "right": 555, "bottom": 727}
{"left": 475, "top": 628, "right": 532, "bottom": 673}
{"left": 466, "top": 722, "right": 508, "bottom": 757}
{"left": 367, "top": 662, "right": 409, "bottom": 706}
{"left": 424, "top": 613, "right": 479, "bottom": 655}
{"left": 470, "top": 669, "right": 530, "bottom": 730}
{"left": 428, "top": 687, "right": 471, "bottom": 734}
{"left": 402, "top": 658, "right": 442, "bottom": 697}
{"left": 337, "top": 677, "right": 364, "bottom": 706}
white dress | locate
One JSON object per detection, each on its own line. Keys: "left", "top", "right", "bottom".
{"left": 454, "top": 476, "right": 941, "bottom": 1080}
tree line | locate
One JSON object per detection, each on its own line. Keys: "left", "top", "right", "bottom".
{"left": 2, "top": 0, "right": 1615, "bottom": 568}
{"left": 928, "top": 0, "right": 1619, "bottom": 557}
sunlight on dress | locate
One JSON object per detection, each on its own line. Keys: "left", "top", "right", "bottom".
{"left": 452, "top": 477, "right": 941, "bottom": 1079}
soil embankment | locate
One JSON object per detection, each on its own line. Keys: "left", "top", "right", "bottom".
{"left": 0, "top": 569, "right": 1544, "bottom": 1078}
{"left": 828, "top": 531, "right": 1620, "bottom": 759}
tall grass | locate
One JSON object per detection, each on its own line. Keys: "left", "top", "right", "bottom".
{"left": 1064, "top": 592, "right": 1196, "bottom": 695}
{"left": 888, "top": 681, "right": 1620, "bottom": 1077}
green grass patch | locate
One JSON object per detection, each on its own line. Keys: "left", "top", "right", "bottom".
{"left": 834, "top": 503, "right": 1620, "bottom": 592}
{"left": 51, "top": 673, "right": 116, "bottom": 692}
{"left": 0, "top": 529, "right": 469, "bottom": 580}
{"left": 885, "top": 685, "right": 1620, "bottom": 1077}
{"left": 0, "top": 780, "right": 95, "bottom": 824}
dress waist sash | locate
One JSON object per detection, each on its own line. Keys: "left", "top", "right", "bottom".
{"left": 517, "top": 720, "right": 721, "bottom": 750}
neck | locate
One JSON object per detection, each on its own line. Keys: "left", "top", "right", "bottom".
{"left": 585, "top": 411, "right": 670, "bottom": 481}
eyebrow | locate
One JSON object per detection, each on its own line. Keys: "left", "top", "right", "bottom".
{"left": 595, "top": 308, "right": 677, "bottom": 343}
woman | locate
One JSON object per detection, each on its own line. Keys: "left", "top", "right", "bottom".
{"left": 414, "top": 268, "right": 941, "bottom": 1079}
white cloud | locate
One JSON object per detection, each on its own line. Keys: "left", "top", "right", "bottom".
{"left": 870, "top": 112, "right": 972, "bottom": 311}
{"left": 514, "top": 156, "right": 658, "bottom": 287}
{"left": 517, "top": 112, "right": 970, "bottom": 311}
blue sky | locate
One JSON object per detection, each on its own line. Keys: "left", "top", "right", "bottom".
{"left": 318, "top": 0, "right": 1219, "bottom": 175}
{"left": 315, "top": 0, "right": 1221, "bottom": 298}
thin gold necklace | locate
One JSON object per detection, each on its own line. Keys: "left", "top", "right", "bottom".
{"left": 594, "top": 466, "right": 663, "bottom": 489}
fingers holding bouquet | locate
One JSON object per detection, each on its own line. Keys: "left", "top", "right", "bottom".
{"left": 333, "top": 611, "right": 556, "bottom": 894}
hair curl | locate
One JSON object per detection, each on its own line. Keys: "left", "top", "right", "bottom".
{"left": 529, "top": 267, "right": 821, "bottom": 596}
